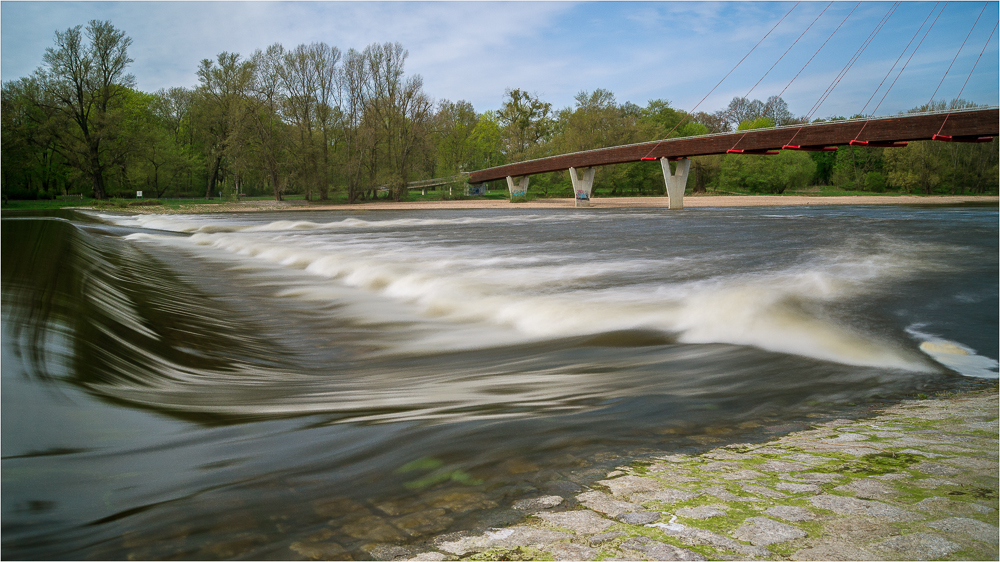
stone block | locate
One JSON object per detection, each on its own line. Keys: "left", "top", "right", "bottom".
{"left": 809, "top": 494, "right": 923, "bottom": 521}
{"left": 764, "top": 506, "right": 816, "bottom": 522}
{"left": 576, "top": 491, "right": 643, "bottom": 517}
{"left": 632, "top": 488, "right": 700, "bottom": 504}
{"left": 617, "top": 511, "right": 661, "bottom": 525}
{"left": 757, "top": 460, "right": 810, "bottom": 473}
{"left": 436, "top": 527, "right": 571, "bottom": 556}
{"left": 834, "top": 478, "right": 898, "bottom": 499}
{"left": 596, "top": 475, "right": 665, "bottom": 497}
{"left": 547, "top": 542, "right": 599, "bottom": 560}
{"left": 927, "top": 516, "right": 999, "bottom": 544}
{"left": 872, "top": 532, "right": 961, "bottom": 560}
{"left": 776, "top": 481, "right": 821, "bottom": 494}
{"left": 676, "top": 506, "right": 728, "bottom": 519}
{"left": 537, "top": 510, "right": 614, "bottom": 535}
{"left": 742, "top": 484, "right": 788, "bottom": 498}
{"left": 791, "top": 541, "right": 876, "bottom": 561}
{"left": 512, "top": 495, "right": 564, "bottom": 511}
{"left": 732, "top": 516, "right": 807, "bottom": 546}
{"left": 621, "top": 536, "right": 706, "bottom": 561}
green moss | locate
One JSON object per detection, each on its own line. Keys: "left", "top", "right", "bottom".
{"left": 396, "top": 457, "right": 444, "bottom": 473}
{"left": 405, "top": 469, "right": 483, "bottom": 490}
{"left": 816, "top": 452, "right": 922, "bottom": 476}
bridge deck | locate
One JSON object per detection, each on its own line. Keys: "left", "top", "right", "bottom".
{"left": 468, "top": 108, "right": 998, "bottom": 184}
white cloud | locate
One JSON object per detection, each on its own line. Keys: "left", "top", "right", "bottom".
{"left": 2, "top": 1, "right": 996, "bottom": 116}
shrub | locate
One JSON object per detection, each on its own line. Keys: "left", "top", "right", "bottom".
{"left": 865, "top": 171, "right": 886, "bottom": 193}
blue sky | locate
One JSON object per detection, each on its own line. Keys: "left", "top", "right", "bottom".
{"left": 2, "top": 1, "right": 997, "bottom": 119}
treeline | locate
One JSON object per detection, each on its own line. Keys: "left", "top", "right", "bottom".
{"left": 2, "top": 20, "right": 996, "bottom": 201}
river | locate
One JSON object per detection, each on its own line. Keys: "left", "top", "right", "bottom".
{"left": 2, "top": 205, "right": 996, "bottom": 559}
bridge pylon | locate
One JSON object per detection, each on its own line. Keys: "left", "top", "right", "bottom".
{"left": 568, "top": 167, "right": 596, "bottom": 207}
{"left": 660, "top": 158, "right": 691, "bottom": 210}
{"left": 506, "top": 176, "right": 529, "bottom": 199}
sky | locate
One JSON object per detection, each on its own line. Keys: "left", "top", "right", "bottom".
{"left": 2, "top": 1, "right": 998, "bottom": 119}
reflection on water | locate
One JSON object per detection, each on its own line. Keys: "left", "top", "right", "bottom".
{"left": 2, "top": 207, "right": 996, "bottom": 559}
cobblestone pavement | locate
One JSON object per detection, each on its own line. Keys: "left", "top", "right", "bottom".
{"left": 398, "top": 388, "right": 997, "bottom": 561}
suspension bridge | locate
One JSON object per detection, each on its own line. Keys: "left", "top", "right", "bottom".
{"left": 463, "top": 108, "right": 997, "bottom": 208}
{"left": 426, "top": 2, "right": 1000, "bottom": 208}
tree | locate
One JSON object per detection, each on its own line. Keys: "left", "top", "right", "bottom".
{"left": 717, "top": 150, "right": 815, "bottom": 194}
{"left": 246, "top": 44, "right": 292, "bottom": 201}
{"left": 278, "top": 42, "right": 341, "bottom": 200}
{"left": 338, "top": 47, "right": 370, "bottom": 203}
{"left": 363, "top": 42, "right": 432, "bottom": 201}
{"left": 737, "top": 116, "right": 775, "bottom": 130}
{"left": 34, "top": 20, "right": 135, "bottom": 199}
{"left": 498, "top": 88, "right": 552, "bottom": 162}
{"left": 433, "top": 99, "right": 480, "bottom": 176}
{"left": 883, "top": 141, "right": 944, "bottom": 194}
{"left": 193, "top": 52, "right": 254, "bottom": 198}
{"left": 831, "top": 145, "right": 884, "bottom": 191}
{"left": 1, "top": 78, "right": 74, "bottom": 198}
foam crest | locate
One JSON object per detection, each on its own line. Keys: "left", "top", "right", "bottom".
{"left": 123, "top": 221, "right": 948, "bottom": 372}
{"left": 100, "top": 212, "right": 600, "bottom": 236}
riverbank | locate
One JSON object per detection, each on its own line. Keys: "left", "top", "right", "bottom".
{"left": 303, "top": 194, "right": 1000, "bottom": 212}
{"left": 26, "top": 193, "right": 997, "bottom": 214}
{"left": 380, "top": 386, "right": 999, "bottom": 561}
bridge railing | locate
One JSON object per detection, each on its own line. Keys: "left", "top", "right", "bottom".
{"left": 467, "top": 107, "right": 998, "bottom": 184}
{"left": 407, "top": 174, "right": 469, "bottom": 190}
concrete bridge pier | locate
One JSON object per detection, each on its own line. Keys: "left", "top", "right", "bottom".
{"left": 660, "top": 158, "right": 691, "bottom": 210}
{"left": 568, "top": 167, "right": 596, "bottom": 207}
{"left": 506, "top": 176, "right": 529, "bottom": 199}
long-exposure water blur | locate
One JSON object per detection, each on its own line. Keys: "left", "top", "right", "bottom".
{"left": 2, "top": 205, "right": 997, "bottom": 559}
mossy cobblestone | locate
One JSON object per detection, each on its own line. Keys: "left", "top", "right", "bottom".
{"left": 400, "top": 388, "right": 998, "bottom": 561}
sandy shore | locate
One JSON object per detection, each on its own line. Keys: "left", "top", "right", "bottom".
{"left": 140, "top": 194, "right": 999, "bottom": 213}
{"left": 310, "top": 194, "right": 999, "bottom": 211}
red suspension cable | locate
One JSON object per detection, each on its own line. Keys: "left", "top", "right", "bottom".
{"left": 927, "top": 2, "right": 990, "bottom": 108}
{"left": 935, "top": 19, "right": 999, "bottom": 140}
{"left": 853, "top": 2, "right": 946, "bottom": 143}
{"left": 868, "top": 1, "right": 949, "bottom": 117}
{"left": 857, "top": 2, "right": 942, "bottom": 118}
{"left": 640, "top": 2, "right": 800, "bottom": 160}
{"left": 805, "top": 2, "right": 899, "bottom": 119}
{"left": 732, "top": 2, "right": 860, "bottom": 150}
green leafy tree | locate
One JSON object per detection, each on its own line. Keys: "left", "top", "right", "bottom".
{"left": 498, "top": 88, "right": 552, "bottom": 162}
{"left": 193, "top": 51, "right": 254, "bottom": 198}
{"left": 831, "top": 145, "right": 884, "bottom": 191}
{"left": 1, "top": 78, "right": 75, "bottom": 198}
{"left": 717, "top": 150, "right": 815, "bottom": 194}
{"left": 432, "top": 99, "right": 480, "bottom": 176}
{"left": 883, "top": 141, "right": 944, "bottom": 194}
{"left": 32, "top": 20, "right": 135, "bottom": 199}
{"left": 737, "top": 116, "right": 775, "bottom": 130}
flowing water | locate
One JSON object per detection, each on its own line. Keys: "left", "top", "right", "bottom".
{"left": 2, "top": 205, "right": 997, "bottom": 559}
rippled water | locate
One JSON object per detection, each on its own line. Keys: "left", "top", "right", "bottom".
{"left": 3, "top": 206, "right": 996, "bottom": 559}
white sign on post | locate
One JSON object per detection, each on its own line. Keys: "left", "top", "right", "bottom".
{"left": 136, "top": 191, "right": 143, "bottom": 198}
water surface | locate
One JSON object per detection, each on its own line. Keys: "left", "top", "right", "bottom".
{"left": 3, "top": 206, "right": 996, "bottom": 559}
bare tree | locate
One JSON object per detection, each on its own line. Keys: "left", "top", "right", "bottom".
{"left": 36, "top": 20, "right": 135, "bottom": 199}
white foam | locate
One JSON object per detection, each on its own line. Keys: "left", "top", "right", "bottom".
{"left": 119, "top": 218, "right": 946, "bottom": 371}
{"left": 908, "top": 327, "right": 999, "bottom": 379}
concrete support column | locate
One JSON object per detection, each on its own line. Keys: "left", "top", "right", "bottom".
{"left": 568, "top": 167, "right": 596, "bottom": 207}
{"left": 660, "top": 158, "right": 691, "bottom": 210}
{"left": 506, "top": 176, "right": 529, "bottom": 199}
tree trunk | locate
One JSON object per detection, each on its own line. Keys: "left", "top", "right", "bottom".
{"left": 205, "top": 154, "right": 222, "bottom": 198}
{"left": 89, "top": 149, "right": 107, "bottom": 200}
